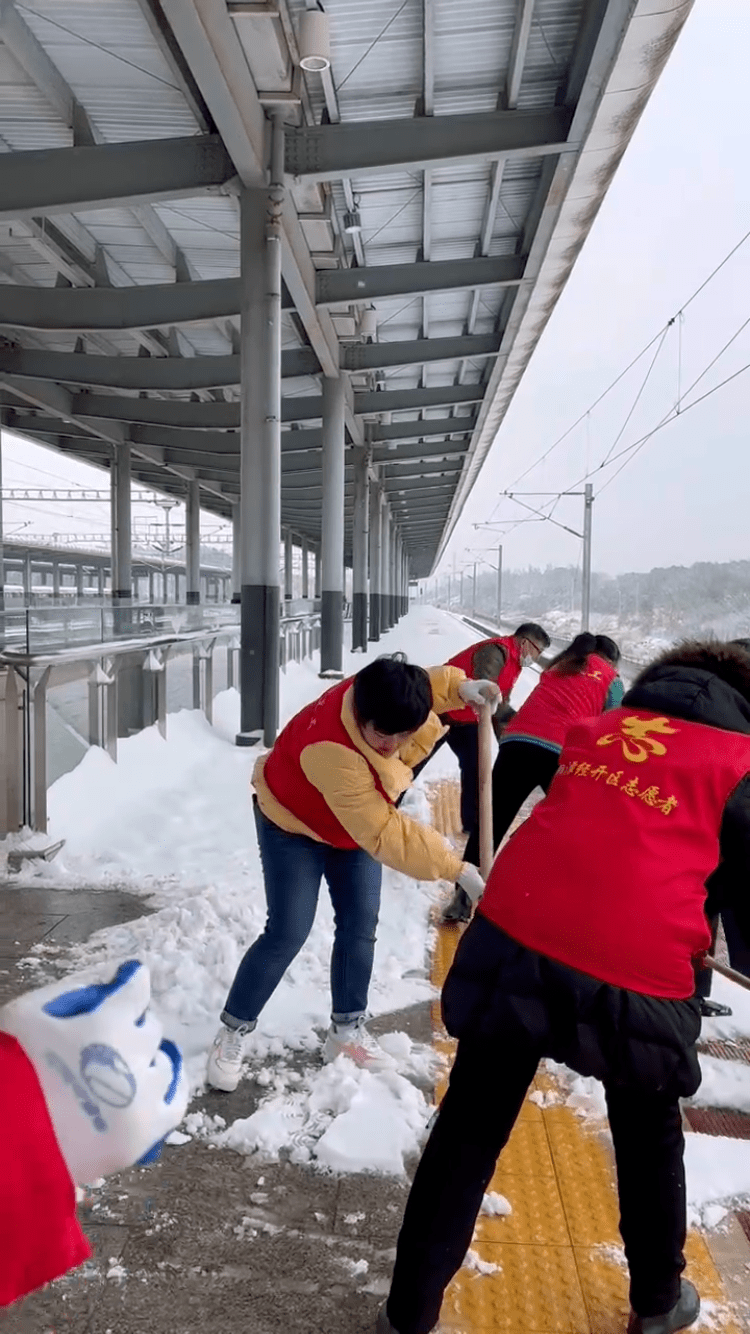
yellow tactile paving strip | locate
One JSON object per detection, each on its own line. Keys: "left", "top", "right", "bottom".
{"left": 426, "top": 781, "right": 742, "bottom": 1334}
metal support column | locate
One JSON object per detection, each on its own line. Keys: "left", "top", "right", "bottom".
{"left": 496, "top": 544, "right": 503, "bottom": 625}
{"left": 314, "top": 547, "right": 321, "bottom": 600}
{"left": 231, "top": 501, "right": 241, "bottom": 604}
{"left": 368, "top": 481, "right": 381, "bottom": 642}
{"left": 112, "top": 446, "right": 132, "bottom": 602}
{"left": 390, "top": 529, "right": 399, "bottom": 625}
{"left": 581, "top": 483, "right": 593, "bottom": 632}
{"left": 186, "top": 478, "right": 201, "bottom": 606}
{"left": 472, "top": 561, "right": 477, "bottom": 616}
{"left": 51, "top": 559, "right": 60, "bottom": 600}
{"left": 301, "top": 535, "right": 309, "bottom": 599}
{"left": 0, "top": 432, "right": 3, "bottom": 618}
{"left": 320, "top": 374, "right": 346, "bottom": 675}
{"left": 284, "top": 528, "right": 293, "bottom": 603}
{"left": 352, "top": 448, "right": 369, "bottom": 652}
{"left": 380, "top": 502, "right": 391, "bottom": 632}
{"left": 237, "top": 117, "right": 284, "bottom": 747}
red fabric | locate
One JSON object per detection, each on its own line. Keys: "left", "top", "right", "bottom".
{"left": 502, "top": 654, "right": 617, "bottom": 749}
{"left": 0, "top": 1032, "right": 91, "bottom": 1307}
{"left": 263, "top": 678, "right": 394, "bottom": 847}
{"left": 479, "top": 708, "right": 750, "bottom": 998}
{"left": 445, "top": 637, "right": 523, "bottom": 724}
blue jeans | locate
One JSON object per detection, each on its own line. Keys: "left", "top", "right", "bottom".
{"left": 221, "top": 802, "right": 382, "bottom": 1028}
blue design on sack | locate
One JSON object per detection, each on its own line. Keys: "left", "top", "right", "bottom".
{"left": 80, "top": 1044, "right": 137, "bottom": 1108}
{"left": 45, "top": 1050, "right": 108, "bottom": 1133}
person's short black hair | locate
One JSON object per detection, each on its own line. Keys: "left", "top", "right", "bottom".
{"left": 514, "top": 622, "right": 550, "bottom": 649}
{"left": 353, "top": 654, "right": 432, "bottom": 734}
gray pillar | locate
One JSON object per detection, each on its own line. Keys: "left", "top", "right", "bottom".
{"left": 314, "top": 547, "right": 321, "bottom": 599}
{"left": 380, "top": 502, "right": 391, "bottom": 632}
{"left": 237, "top": 122, "right": 283, "bottom": 747}
{"left": 76, "top": 563, "right": 84, "bottom": 601}
{"left": 51, "top": 560, "right": 60, "bottom": 599}
{"left": 22, "top": 553, "right": 31, "bottom": 604}
{"left": 581, "top": 483, "right": 593, "bottom": 632}
{"left": 390, "top": 528, "right": 399, "bottom": 625}
{"left": 352, "top": 449, "right": 369, "bottom": 652}
{"left": 98, "top": 565, "right": 105, "bottom": 599}
{"left": 186, "top": 479, "right": 201, "bottom": 605}
{"left": 112, "top": 445, "right": 132, "bottom": 601}
{"left": 301, "top": 534, "right": 309, "bottom": 599}
{"left": 231, "top": 501, "right": 241, "bottom": 604}
{"left": 320, "top": 375, "right": 346, "bottom": 675}
{"left": 368, "top": 481, "right": 381, "bottom": 641}
{"left": 284, "top": 528, "right": 293, "bottom": 602}
{"left": 0, "top": 432, "right": 4, "bottom": 616}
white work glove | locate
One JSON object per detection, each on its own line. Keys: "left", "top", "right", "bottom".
{"left": 457, "top": 679, "right": 501, "bottom": 714}
{"left": 0, "top": 960, "right": 188, "bottom": 1185}
{"left": 457, "top": 863, "right": 486, "bottom": 904}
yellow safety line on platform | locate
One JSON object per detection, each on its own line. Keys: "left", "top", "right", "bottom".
{"left": 427, "top": 781, "right": 740, "bottom": 1334}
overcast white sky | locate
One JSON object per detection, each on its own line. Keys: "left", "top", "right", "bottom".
{"left": 2, "top": 0, "right": 748, "bottom": 578}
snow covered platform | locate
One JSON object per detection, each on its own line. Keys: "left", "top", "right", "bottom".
{"left": 2, "top": 608, "right": 750, "bottom": 1331}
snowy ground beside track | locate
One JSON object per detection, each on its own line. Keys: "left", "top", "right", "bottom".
{"left": 2, "top": 607, "right": 750, "bottom": 1217}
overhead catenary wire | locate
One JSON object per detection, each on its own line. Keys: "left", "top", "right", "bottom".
{"left": 490, "top": 223, "right": 750, "bottom": 511}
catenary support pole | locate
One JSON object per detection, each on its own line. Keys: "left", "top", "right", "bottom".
{"left": 472, "top": 561, "right": 477, "bottom": 616}
{"left": 320, "top": 374, "right": 346, "bottom": 674}
{"left": 237, "top": 117, "right": 284, "bottom": 747}
{"left": 368, "top": 480, "right": 381, "bottom": 641}
{"left": 581, "top": 483, "right": 593, "bottom": 633}
{"left": 496, "top": 543, "right": 503, "bottom": 625}
{"left": 186, "top": 478, "right": 201, "bottom": 605}
{"left": 352, "top": 447, "right": 369, "bottom": 651}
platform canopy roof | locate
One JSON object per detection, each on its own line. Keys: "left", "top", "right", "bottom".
{"left": 0, "top": 0, "right": 692, "bottom": 576}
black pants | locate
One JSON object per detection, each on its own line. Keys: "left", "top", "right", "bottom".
{"left": 386, "top": 1035, "right": 687, "bottom": 1334}
{"left": 463, "top": 738, "right": 559, "bottom": 868}
{"left": 409, "top": 723, "right": 480, "bottom": 832}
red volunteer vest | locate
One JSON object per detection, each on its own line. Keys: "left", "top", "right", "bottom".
{"left": 263, "top": 678, "right": 394, "bottom": 848}
{"left": 503, "top": 654, "right": 617, "bottom": 750}
{"left": 0, "top": 1033, "right": 91, "bottom": 1306}
{"left": 446, "top": 637, "right": 523, "bottom": 724}
{"left": 480, "top": 708, "right": 750, "bottom": 998}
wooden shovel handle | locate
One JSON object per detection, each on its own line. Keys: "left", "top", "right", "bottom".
{"left": 478, "top": 704, "right": 494, "bottom": 881}
{"left": 704, "top": 955, "right": 750, "bottom": 994}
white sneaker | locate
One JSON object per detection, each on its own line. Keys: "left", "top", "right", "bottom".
{"left": 323, "top": 1018, "right": 397, "bottom": 1072}
{"left": 207, "top": 1022, "right": 253, "bottom": 1091}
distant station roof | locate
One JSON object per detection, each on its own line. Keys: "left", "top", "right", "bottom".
{"left": 0, "top": 0, "right": 692, "bottom": 576}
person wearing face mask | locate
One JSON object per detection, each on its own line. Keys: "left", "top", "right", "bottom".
{"left": 445, "top": 632, "right": 623, "bottom": 922}
{"left": 407, "top": 624, "right": 550, "bottom": 839}
{"left": 207, "top": 654, "right": 500, "bottom": 1091}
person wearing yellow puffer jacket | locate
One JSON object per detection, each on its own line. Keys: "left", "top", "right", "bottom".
{"left": 207, "top": 654, "right": 499, "bottom": 1089}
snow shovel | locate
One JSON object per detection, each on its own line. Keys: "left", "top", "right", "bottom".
{"left": 477, "top": 703, "right": 494, "bottom": 881}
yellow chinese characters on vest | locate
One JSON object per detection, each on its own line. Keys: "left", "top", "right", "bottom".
{"left": 556, "top": 716, "right": 680, "bottom": 815}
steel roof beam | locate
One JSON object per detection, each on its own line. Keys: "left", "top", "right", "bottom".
{"left": 373, "top": 414, "right": 476, "bottom": 442}
{"left": 343, "top": 333, "right": 499, "bottom": 373}
{"left": 505, "top": 0, "right": 536, "bottom": 110}
{"left": 0, "top": 136, "right": 236, "bottom": 221}
{"left": 317, "top": 255, "right": 524, "bottom": 307}
{"left": 64, "top": 393, "right": 323, "bottom": 427}
{"left": 380, "top": 458, "right": 463, "bottom": 479}
{"left": 285, "top": 107, "right": 572, "bottom": 181}
{"left": 355, "top": 383, "right": 482, "bottom": 414}
{"left": 372, "top": 439, "right": 469, "bottom": 465}
{"left": 0, "top": 278, "right": 242, "bottom": 332}
{"left": 0, "top": 347, "right": 318, "bottom": 388}
{"left": 159, "top": 0, "right": 341, "bottom": 383}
